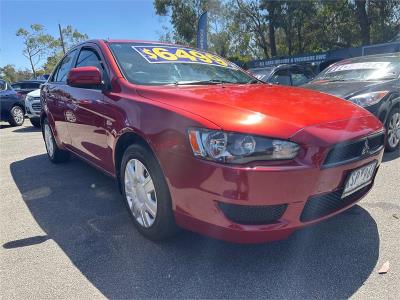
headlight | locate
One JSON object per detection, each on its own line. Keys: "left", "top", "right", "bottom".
{"left": 349, "top": 91, "right": 389, "bottom": 107}
{"left": 26, "top": 95, "right": 33, "bottom": 101}
{"left": 188, "top": 128, "right": 299, "bottom": 164}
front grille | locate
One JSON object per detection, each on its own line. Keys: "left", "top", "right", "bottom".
{"left": 323, "top": 132, "right": 384, "bottom": 167}
{"left": 218, "top": 202, "right": 287, "bottom": 225}
{"left": 32, "top": 102, "right": 42, "bottom": 111}
{"left": 300, "top": 184, "right": 371, "bottom": 222}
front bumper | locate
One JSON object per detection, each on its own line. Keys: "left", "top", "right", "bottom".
{"left": 25, "top": 99, "right": 41, "bottom": 119}
{"left": 160, "top": 140, "right": 383, "bottom": 243}
{"left": 159, "top": 116, "right": 383, "bottom": 243}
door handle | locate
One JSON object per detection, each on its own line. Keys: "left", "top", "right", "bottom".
{"left": 77, "top": 99, "right": 93, "bottom": 105}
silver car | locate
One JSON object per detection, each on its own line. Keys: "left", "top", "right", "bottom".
{"left": 25, "top": 89, "right": 41, "bottom": 127}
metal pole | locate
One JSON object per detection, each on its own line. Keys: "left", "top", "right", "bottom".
{"left": 58, "top": 24, "right": 66, "bottom": 54}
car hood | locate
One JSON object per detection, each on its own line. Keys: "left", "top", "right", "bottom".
{"left": 302, "top": 80, "right": 385, "bottom": 99}
{"left": 136, "top": 84, "right": 379, "bottom": 141}
{"left": 26, "top": 89, "right": 40, "bottom": 97}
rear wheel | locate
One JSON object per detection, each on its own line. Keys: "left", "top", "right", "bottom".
{"left": 385, "top": 107, "right": 400, "bottom": 152}
{"left": 42, "top": 119, "right": 70, "bottom": 163}
{"left": 121, "top": 144, "right": 178, "bottom": 240}
{"left": 30, "top": 118, "right": 41, "bottom": 128}
{"left": 8, "top": 106, "right": 24, "bottom": 126}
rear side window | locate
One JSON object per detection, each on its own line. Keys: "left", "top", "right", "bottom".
{"left": 21, "top": 82, "right": 41, "bottom": 89}
{"left": 55, "top": 50, "right": 77, "bottom": 83}
{"left": 11, "top": 83, "right": 21, "bottom": 90}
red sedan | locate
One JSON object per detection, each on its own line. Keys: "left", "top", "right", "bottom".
{"left": 40, "top": 40, "right": 384, "bottom": 243}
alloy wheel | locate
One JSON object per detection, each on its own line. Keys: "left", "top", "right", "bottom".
{"left": 12, "top": 107, "right": 24, "bottom": 125}
{"left": 124, "top": 158, "right": 158, "bottom": 228}
{"left": 44, "top": 124, "right": 55, "bottom": 157}
{"left": 387, "top": 112, "right": 400, "bottom": 149}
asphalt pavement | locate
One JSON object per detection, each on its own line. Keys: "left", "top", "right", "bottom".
{"left": 1, "top": 122, "right": 399, "bottom": 299}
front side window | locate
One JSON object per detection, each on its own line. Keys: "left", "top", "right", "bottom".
{"left": 269, "top": 70, "right": 291, "bottom": 85}
{"left": 55, "top": 50, "right": 77, "bottom": 83}
{"left": 76, "top": 48, "right": 103, "bottom": 70}
{"left": 21, "top": 82, "right": 42, "bottom": 89}
{"left": 290, "top": 69, "right": 312, "bottom": 86}
{"left": 108, "top": 42, "right": 255, "bottom": 85}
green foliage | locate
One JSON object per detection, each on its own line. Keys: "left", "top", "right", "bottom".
{"left": 0, "top": 65, "right": 33, "bottom": 82}
{"left": 16, "top": 24, "right": 56, "bottom": 77}
{"left": 14, "top": 24, "right": 88, "bottom": 76}
{"left": 155, "top": 0, "right": 400, "bottom": 60}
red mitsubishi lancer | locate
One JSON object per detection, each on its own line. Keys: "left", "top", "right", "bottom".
{"left": 40, "top": 40, "right": 385, "bottom": 243}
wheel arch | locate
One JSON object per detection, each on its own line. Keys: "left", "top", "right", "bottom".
{"left": 114, "top": 130, "right": 158, "bottom": 190}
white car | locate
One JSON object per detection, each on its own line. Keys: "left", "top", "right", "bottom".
{"left": 25, "top": 89, "right": 41, "bottom": 127}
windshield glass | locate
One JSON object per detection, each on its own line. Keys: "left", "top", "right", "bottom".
{"left": 250, "top": 68, "right": 274, "bottom": 81}
{"left": 109, "top": 42, "right": 256, "bottom": 85}
{"left": 314, "top": 58, "right": 400, "bottom": 82}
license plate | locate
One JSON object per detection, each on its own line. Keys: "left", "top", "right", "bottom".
{"left": 342, "top": 161, "right": 377, "bottom": 198}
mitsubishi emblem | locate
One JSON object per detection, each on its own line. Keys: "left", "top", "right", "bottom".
{"left": 361, "top": 139, "right": 369, "bottom": 156}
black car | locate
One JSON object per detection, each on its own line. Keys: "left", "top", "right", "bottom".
{"left": 0, "top": 79, "right": 25, "bottom": 126}
{"left": 303, "top": 53, "right": 400, "bottom": 151}
{"left": 11, "top": 80, "right": 45, "bottom": 99}
{"left": 249, "top": 64, "right": 315, "bottom": 86}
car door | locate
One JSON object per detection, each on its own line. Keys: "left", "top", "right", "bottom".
{"left": 65, "top": 45, "right": 113, "bottom": 173}
{"left": 42, "top": 49, "right": 78, "bottom": 147}
{"left": 0, "top": 80, "right": 17, "bottom": 120}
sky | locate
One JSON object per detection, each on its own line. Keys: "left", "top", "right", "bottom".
{"left": 0, "top": 0, "right": 171, "bottom": 69}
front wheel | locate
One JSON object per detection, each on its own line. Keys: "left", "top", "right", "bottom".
{"left": 42, "top": 119, "right": 70, "bottom": 163}
{"left": 8, "top": 106, "right": 24, "bottom": 126}
{"left": 385, "top": 107, "right": 400, "bottom": 152}
{"left": 30, "top": 118, "right": 41, "bottom": 128}
{"left": 121, "top": 144, "right": 178, "bottom": 240}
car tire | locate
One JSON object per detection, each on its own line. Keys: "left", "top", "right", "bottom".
{"left": 8, "top": 105, "right": 25, "bottom": 126}
{"left": 42, "top": 119, "right": 70, "bottom": 163}
{"left": 385, "top": 106, "right": 400, "bottom": 152}
{"left": 121, "top": 143, "right": 179, "bottom": 240}
{"left": 30, "top": 118, "right": 41, "bottom": 128}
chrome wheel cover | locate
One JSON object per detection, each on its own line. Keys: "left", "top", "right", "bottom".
{"left": 44, "top": 124, "right": 55, "bottom": 157}
{"left": 124, "top": 159, "right": 157, "bottom": 228}
{"left": 387, "top": 112, "right": 400, "bottom": 148}
{"left": 12, "top": 106, "right": 24, "bottom": 125}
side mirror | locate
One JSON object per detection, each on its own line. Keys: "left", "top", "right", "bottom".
{"left": 67, "top": 66, "right": 102, "bottom": 87}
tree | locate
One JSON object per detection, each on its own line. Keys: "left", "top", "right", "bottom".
{"left": 154, "top": 0, "right": 208, "bottom": 45}
{"left": 355, "top": 0, "right": 371, "bottom": 45}
{"left": 234, "top": 0, "right": 270, "bottom": 57}
{"left": 60, "top": 25, "right": 89, "bottom": 50}
{"left": 16, "top": 24, "right": 56, "bottom": 77}
{"left": 0, "top": 65, "right": 32, "bottom": 82}
{"left": 44, "top": 25, "right": 88, "bottom": 73}
{"left": 260, "top": 0, "right": 280, "bottom": 56}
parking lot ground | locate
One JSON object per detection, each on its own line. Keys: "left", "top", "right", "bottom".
{"left": 1, "top": 122, "right": 399, "bottom": 299}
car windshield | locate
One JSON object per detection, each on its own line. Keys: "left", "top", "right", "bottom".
{"left": 109, "top": 42, "right": 256, "bottom": 85}
{"left": 314, "top": 57, "right": 400, "bottom": 82}
{"left": 250, "top": 68, "right": 274, "bottom": 81}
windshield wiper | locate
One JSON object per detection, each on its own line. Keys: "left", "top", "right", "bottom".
{"left": 172, "top": 79, "right": 237, "bottom": 85}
